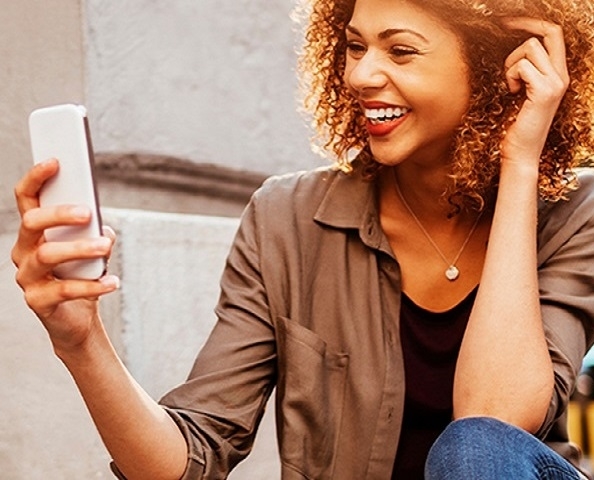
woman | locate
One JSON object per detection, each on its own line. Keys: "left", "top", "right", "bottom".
{"left": 11, "top": 0, "right": 594, "bottom": 478}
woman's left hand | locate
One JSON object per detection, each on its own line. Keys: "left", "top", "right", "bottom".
{"left": 501, "top": 17, "right": 569, "bottom": 169}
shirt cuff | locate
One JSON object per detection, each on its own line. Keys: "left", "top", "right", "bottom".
{"left": 108, "top": 407, "right": 206, "bottom": 479}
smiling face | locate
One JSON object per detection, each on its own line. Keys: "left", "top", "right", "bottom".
{"left": 344, "top": 0, "right": 472, "bottom": 167}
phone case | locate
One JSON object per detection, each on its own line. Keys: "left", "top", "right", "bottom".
{"left": 28, "top": 104, "right": 106, "bottom": 280}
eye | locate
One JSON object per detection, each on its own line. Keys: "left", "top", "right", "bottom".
{"left": 389, "top": 46, "right": 419, "bottom": 60}
{"left": 346, "top": 41, "right": 367, "bottom": 59}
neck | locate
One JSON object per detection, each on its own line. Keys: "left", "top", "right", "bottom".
{"left": 378, "top": 165, "right": 487, "bottom": 285}
{"left": 389, "top": 165, "right": 456, "bottom": 222}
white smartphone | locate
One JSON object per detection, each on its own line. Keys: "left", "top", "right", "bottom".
{"left": 28, "top": 104, "right": 107, "bottom": 280}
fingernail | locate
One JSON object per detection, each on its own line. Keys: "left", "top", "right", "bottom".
{"left": 71, "top": 206, "right": 91, "bottom": 219}
{"left": 100, "top": 275, "right": 120, "bottom": 290}
{"left": 91, "top": 237, "right": 111, "bottom": 249}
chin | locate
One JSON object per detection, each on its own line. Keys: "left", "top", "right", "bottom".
{"left": 367, "top": 146, "right": 405, "bottom": 167}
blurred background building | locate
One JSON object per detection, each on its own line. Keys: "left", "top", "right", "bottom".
{"left": 0, "top": 1, "right": 324, "bottom": 478}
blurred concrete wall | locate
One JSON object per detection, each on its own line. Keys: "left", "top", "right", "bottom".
{"left": 84, "top": 0, "right": 321, "bottom": 175}
{"left": 0, "top": 0, "right": 317, "bottom": 477}
{"left": 0, "top": 0, "right": 320, "bottom": 213}
{"left": 0, "top": 0, "right": 85, "bottom": 221}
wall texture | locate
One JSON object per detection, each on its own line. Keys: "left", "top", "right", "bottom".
{"left": 2, "top": 0, "right": 325, "bottom": 217}
{"left": 84, "top": 0, "right": 323, "bottom": 176}
{"left": 0, "top": 0, "right": 85, "bottom": 222}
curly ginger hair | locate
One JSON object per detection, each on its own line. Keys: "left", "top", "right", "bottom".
{"left": 294, "top": 0, "right": 594, "bottom": 211}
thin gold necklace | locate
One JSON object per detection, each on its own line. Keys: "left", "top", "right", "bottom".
{"left": 393, "top": 171, "right": 482, "bottom": 282}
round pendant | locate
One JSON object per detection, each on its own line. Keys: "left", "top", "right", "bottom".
{"left": 445, "top": 265, "right": 460, "bottom": 281}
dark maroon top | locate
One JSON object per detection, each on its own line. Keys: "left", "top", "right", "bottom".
{"left": 392, "top": 287, "right": 478, "bottom": 479}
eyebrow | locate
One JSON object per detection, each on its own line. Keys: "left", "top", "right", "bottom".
{"left": 345, "top": 25, "right": 429, "bottom": 43}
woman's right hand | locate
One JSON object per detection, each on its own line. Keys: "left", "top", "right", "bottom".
{"left": 11, "top": 158, "right": 120, "bottom": 356}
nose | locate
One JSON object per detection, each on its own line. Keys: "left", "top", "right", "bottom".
{"left": 346, "top": 50, "right": 388, "bottom": 94}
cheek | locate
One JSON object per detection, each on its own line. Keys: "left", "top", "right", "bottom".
{"left": 446, "top": 60, "right": 472, "bottom": 114}
{"left": 451, "top": 78, "right": 472, "bottom": 119}
{"left": 425, "top": 71, "right": 471, "bottom": 120}
{"left": 342, "top": 62, "right": 356, "bottom": 96}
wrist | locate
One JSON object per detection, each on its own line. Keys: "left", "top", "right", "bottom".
{"left": 53, "top": 315, "right": 110, "bottom": 367}
{"left": 499, "top": 156, "right": 540, "bottom": 190}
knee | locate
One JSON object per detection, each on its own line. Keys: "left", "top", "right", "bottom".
{"left": 425, "top": 417, "right": 582, "bottom": 480}
{"left": 425, "top": 417, "right": 523, "bottom": 479}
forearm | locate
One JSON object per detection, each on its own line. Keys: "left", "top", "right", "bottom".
{"left": 57, "top": 317, "right": 188, "bottom": 480}
{"left": 453, "top": 161, "right": 554, "bottom": 432}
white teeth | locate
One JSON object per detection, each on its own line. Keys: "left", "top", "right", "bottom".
{"left": 364, "top": 106, "right": 409, "bottom": 122}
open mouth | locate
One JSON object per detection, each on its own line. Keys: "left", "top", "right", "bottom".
{"left": 365, "top": 107, "right": 410, "bottom": 125}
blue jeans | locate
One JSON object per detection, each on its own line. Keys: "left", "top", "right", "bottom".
{"left": 425, "top": 417, "right": 585, "bottom": 479}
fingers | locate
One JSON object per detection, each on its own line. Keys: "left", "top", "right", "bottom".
{"left": 12, "top": 161, "right": 117, "bottom": 279}
{"left": 102, "top": 225, "right": 116, "bottom": 243}
{"left": 502, "top": 17, "right": 567, "bottom": 76}
{"left": 13, "top": 160, "right": 120, "bottom": 335}
{"left": 22, "top": 204, "right": 92, "bottom": 236}
{"left": 502, "top": 17, "right": 569, "bottom": 103}
{"left": 504, "top": 45, "right": 567, "bottom": 100}
{"left": 37, "top": 236, "right": 112, "bottom": 270}
{"left": 14, "top": 158, "right": 59, "bottom": 216}
{"left": 12, "top": 204, "right": 93, "bottom": 270}
{"left": 14, "top": 232, "right": 119, "bottom": 320}
{"left": 12, "top": 159, "right": 79, "bottom": 267}
{"left": 498, "top": 18, "right": 569, "bottom": 164}
{"left": 504, "top": 39, "right": 552, "bottom": 94}
{"left": 14, "top": 234, "right": 113, "bottom": 287}
{"left": 22, "top": 274, "right": 120, "bottom": 318}
{"left": 102, "top": 225, "right": 117, "bottom": 258}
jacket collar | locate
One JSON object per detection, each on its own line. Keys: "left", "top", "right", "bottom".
{"left": 313, "top": 163, "right": 388, "bottom": 251}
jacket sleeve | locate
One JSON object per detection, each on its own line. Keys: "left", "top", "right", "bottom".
{"left": 112, "top": 187, "right": 277, "bottom": 480}
{"left": 536, "top": 170, "right": 594, "bottom": 439}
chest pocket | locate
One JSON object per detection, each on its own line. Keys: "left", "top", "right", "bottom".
{"left": 274, "top": 316, "right": 349, "bottom": 479}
